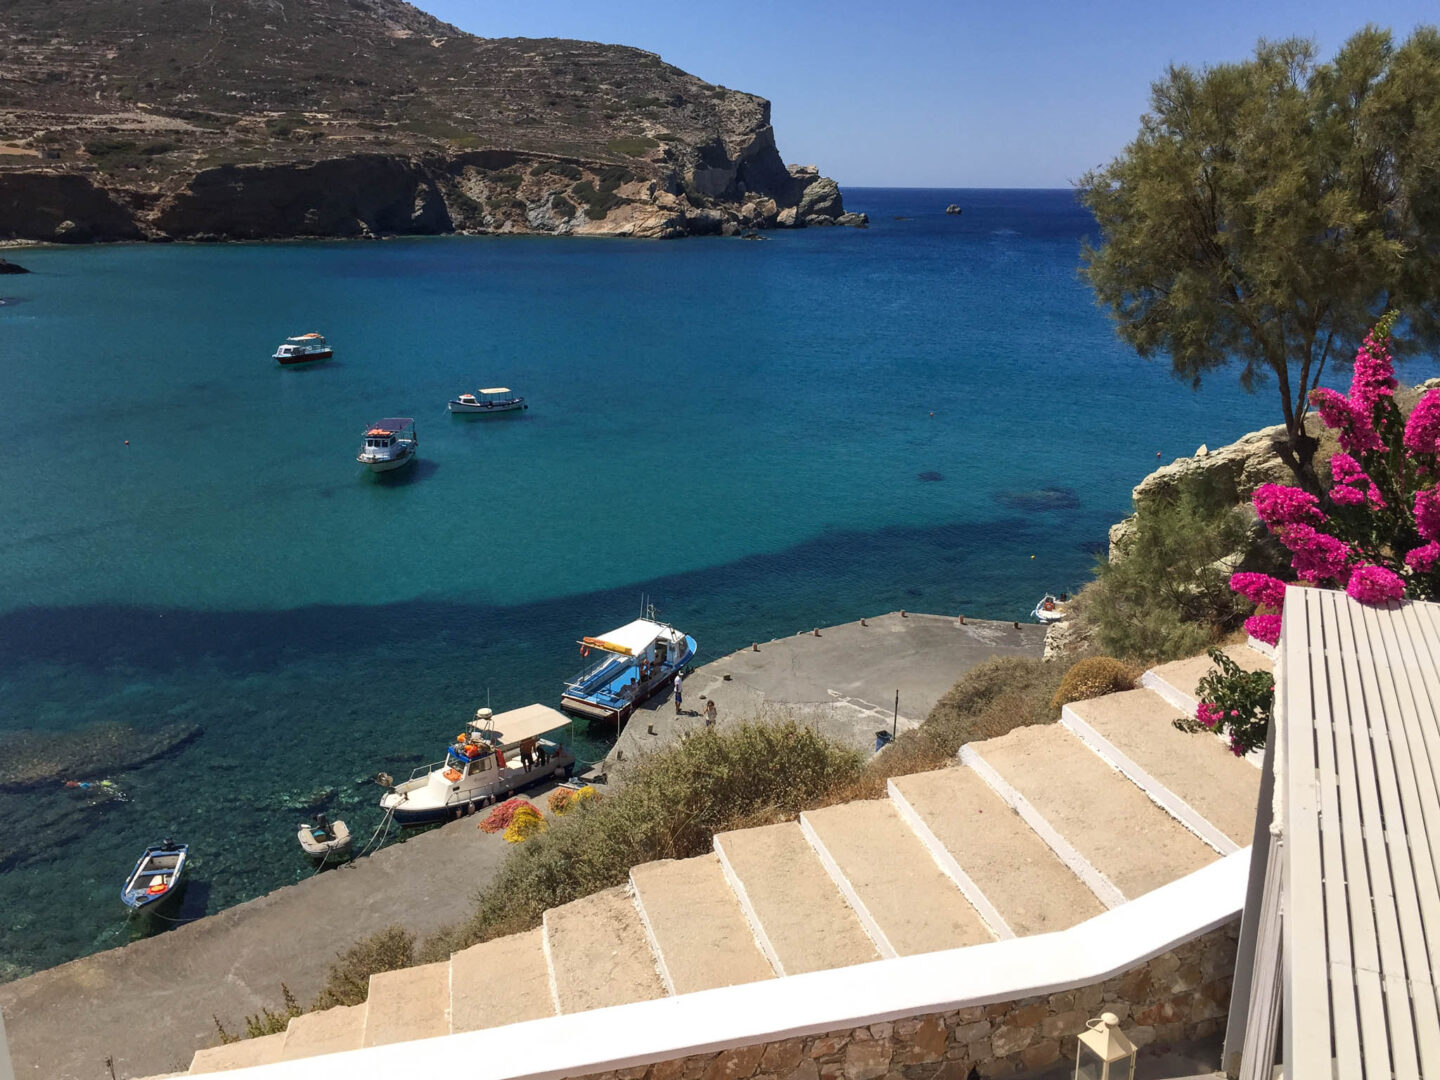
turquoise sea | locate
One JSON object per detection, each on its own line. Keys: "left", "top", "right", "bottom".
{"left": 0, "top": 188, "right": 1340, "bottom": 977}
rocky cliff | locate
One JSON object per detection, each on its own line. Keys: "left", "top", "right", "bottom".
{"left": 0, "top": 0, "right": 861, "bottom": 241}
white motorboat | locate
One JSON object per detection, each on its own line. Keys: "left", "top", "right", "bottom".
{"left": 357, "top": 417, "right": 417, "bottom": 473}
{"left": 449, "top": 387, "right": 528, "bottom": 414}
{"left": 272, "top": 332, "right": 333, "bottom": 365}
{"left": 1032, "top": 594, "right": 1068, "bottom": 623}
{"left": 379, "top": 704, "right": 576, "bottom": 826}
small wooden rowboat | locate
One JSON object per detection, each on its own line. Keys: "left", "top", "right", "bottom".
{"left": 121, "top": 840, "right": 188, "bottom": 912}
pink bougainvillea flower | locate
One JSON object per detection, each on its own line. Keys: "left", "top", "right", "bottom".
{"left": 1404, "top": 390, "right": 1440, "bottom": 459}
{"left": 1405, "top": 541, "right": 1440, "bottom": 573}
{"left": 1277, "top": 523, "right": 1352, "bottom": 583}
{"left": 1328, "top": 452, "right": 1386, "bottom": 510}
{"left": 1253, "top": 484, "right": 1325, "bottom": 528}
{"left": 1415, "top": 488, "right": 1440, "bottom": 543}
{"left": 1346, "top": 563, "right": 1406, "bottom": 605}
{"left": 1244, "top": 613, "right": 1282, "bottom": 645}
{"left": 1230, "top": 740, "right": 1247, "bottom": 757}
{"left": 1230, "top": 572, "right": 1287, "bottom": 611}
{"left": 1349, "top": 332, "right": 1398, "bottom": 413}
{"left": 1309, "top": 386, "right": 1356, "bottom": 432}
{"left": 1195, "top": 702, "right": 1223, "bottom": 729}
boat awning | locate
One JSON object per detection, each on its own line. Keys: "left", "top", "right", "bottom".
{"left": 1279, "top": 587, "right": 1440, "bottom": 1077}
{"left": 293, "top": 332, "right": 325, "bottom": 340}
{"left": 373, "top": 417, "right": 414, "bottom": 430}
{"left": 478, "top": 387, "right": 510, "bottom": 395}
{"left": 581, "top": 619, "right": 668, "bottom": 657}
{"left": 469, "top": 703, "right": 570, "bottom": 746}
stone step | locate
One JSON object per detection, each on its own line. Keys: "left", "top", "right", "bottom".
{"left": 800, "top": 798, "right": 994, "bottom": 957}
{"left": 630, "top": 854, "right": 776, "bottom": 994}
{"left": 1142, "top": 643, "right": 1273, "bottom": 715}
{"left": 280, "top": 1003, "right": 365, "bottom": 1061}
{"left": 187, "top": 1031, "right": 286, "bottom": 1073}
{"left": 889, "top": 767, "right": 1105, "bottom": 936}
{"left": 713, "top": 821, "right": 879, "bottom": 975}
{"left": 1064, "top": 689, "right": 1260, "bottom": 848}
{"left": 543, "top": 884, "right": 666, "bottom": 1014}
{"left": 966, "top": 724, "right": 1217, "bottom": 901}
{"left": 362, "top": 960, "right": 449, "bottom": 1048}
{"left": 451, "top": 927, "right": 556, "bottom": 1033}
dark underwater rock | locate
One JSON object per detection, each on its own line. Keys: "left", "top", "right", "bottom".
{"left": 0, "top": 258, "right": 29, "bottom": 274}
{"left": 0, "top": 721, "right": 202, "bottom": 791}
{"left": 917, "top": 471, "right": 944, "bottom": 482}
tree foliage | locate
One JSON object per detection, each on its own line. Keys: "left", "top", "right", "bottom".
{"left": 1078, "top": 27, "right": 1440, "bottom": 485}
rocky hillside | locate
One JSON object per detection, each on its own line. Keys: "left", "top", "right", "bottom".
{"left": 0, "top": 0, "right": 862, "bottom": 241}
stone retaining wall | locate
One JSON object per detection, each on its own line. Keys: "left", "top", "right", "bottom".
{"left": 569, "top": 921, "right": 1238, "bottom": 1080}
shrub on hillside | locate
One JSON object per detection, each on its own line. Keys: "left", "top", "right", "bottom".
{"left": 1084, "top": 476, "right": 1253, "bottom": 664}
{"left": 1050, "top": 657, "right": 1138, "bottom": 710}
{"left": 846, "top": 656, "right": 1070, "bottom": 792}
{"left": 419, "top": 721, "right": 861, "bottom": 961}
{"left": 311, "top": 925, "right": 416, "bottom": 1010}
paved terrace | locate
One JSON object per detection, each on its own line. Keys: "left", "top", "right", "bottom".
{"left": 611, "top": 612, "right": 1048, "bottom": 763}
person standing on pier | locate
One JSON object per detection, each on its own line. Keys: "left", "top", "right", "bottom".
{"left": 673, "top": 671, "right": 683, "bottom": 714}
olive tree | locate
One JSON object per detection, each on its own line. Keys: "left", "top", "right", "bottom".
{"left": 1078, "top": 27, "right": 1440, "bottom": 487}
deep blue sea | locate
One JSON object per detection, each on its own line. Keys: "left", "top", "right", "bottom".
{"left": 0, "top": 188, "right": 1351, "bottom": 977}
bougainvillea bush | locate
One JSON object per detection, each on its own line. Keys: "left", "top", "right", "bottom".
{"left": 1235, "top": 313, "right": 1440, "bottom": 644}
{"left": 1189, "top": 647, "right": 1275, "bottom": 757}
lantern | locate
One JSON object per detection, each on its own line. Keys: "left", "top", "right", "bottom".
{"left": 1073, "top": 1012, "right": 1137, "bottom": 1080}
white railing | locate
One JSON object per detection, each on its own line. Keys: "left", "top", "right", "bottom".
{"left": 194, "top": 848, "right": 1250, "bottom": 1080}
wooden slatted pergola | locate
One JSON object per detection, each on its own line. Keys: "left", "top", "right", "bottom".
{"left": 1224, "top": 588, "right": 1440, "bottom": 1078}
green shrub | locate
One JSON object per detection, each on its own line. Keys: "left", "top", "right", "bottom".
{"left": 420, "top": 722, "right": 861, "bottom": 961}
{"left": 1050, "top": 657, "right": 1137, "bottom": 710}
{"left": 490, "top": 172, "right": 522, "bottom": 189}
{"left": 846, "top": 656, "right": 1069, "bottom": 793}
{"left": 242, "top": 984, "right": 303, "bottom": 1039}
{"left": 83, "top": 138, "right": 137, "bottom": 157}
{"left": 311, "top": 925, "right": 416, "bottom": 1009}
{"left": 1085, "top": 476, "right": 1253, "bottom": 664}
{"left": 550, "top": 194, "right": 576, "bottom": 219}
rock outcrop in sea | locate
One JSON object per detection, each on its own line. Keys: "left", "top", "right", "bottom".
{"left": 0, "top": 0, "right": 860, "bottom": 242}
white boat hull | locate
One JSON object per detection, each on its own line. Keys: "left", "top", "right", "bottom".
{"left": 449, "top": 400, "right": 526, "bottom": 414}
{"left": 358, "top": 447, "right": 416, "bottom": 472}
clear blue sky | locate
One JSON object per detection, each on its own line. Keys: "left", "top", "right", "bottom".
{"left": 420, "top": 1, "right": 1438, "bottom": 188}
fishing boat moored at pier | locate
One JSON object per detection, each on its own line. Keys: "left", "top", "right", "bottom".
{"left": 121, "top": 840, "right": 188, "bottom": 913}
{"left": 561, "top": 616, "right": 696, "bottom": 724}
{"left": 379, "top": 704, "right": 575, "bottom": 827}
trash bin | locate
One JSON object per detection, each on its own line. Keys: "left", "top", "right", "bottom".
{"left": 874, "top": 730, "right": 893, "bottom": 752}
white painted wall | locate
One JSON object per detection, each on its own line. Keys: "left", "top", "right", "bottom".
{"left": 192, "top": 848, "right": 1250, "bottom": 1080}
{"left": 0, "top": 1006, "right": 15, "bottom": 1080}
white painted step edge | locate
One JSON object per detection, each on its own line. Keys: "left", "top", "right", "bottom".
{"left": 885, "top": 779, "right": 1014, "bottom": 941}
{"left": 1246, "top": 635, "right": 1277, "bottom": 661}
{"left": 957, "top": 745, "right": 1127, "bottom": 910}
{"left": 712, "top": 834, "right": 787, "bottom": 978}
{"left": 797, "top": 813, "right": 898, "bottom": 959}
{"left": 1140, "top": 668, "right": 1198, "bottom": 716}
{"left": 628, "top": 876, "right": 678, "bottom": 998}
{"left": 1059, "top": 706, "right": 1239, "bottom": 856}
{"left": 540, "top": 908, "right": 564, "bottom": 1018}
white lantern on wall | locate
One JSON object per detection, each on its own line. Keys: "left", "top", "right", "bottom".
{"left": 1073, "top": 1012, "right": 1137, "bottom": 1080}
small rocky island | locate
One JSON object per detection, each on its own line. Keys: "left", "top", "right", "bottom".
{"left": 0, "top": 0, "right": 861, "bottom": 242}
{"left": 945, "top": 204, "right": 963, "bottom": 215}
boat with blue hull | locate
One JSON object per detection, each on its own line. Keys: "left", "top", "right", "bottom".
{"left": 121, "top": 840, "right": 188, "bottom": 913}
{"left": 561, "top": 617, "right": 696, "bottom": 725}
{"left": 379, "top": 704, "right": 576, "bottom": 827}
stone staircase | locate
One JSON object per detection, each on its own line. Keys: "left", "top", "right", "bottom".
{"left": 179, "top": 644, "right": 1269, "bottom": 1077}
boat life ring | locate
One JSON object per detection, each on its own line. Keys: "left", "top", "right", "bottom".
{"left": 147, "top": 882, "right": 168, "bottom": 895}
{"left": 1042, "top": 600, "right": 1055, "bottom": 611}
{"left": 580, "top": 645, "right": 590, "bottom": 657}
{"left": 443, "top": 767, "right": 463, "bottom": 782}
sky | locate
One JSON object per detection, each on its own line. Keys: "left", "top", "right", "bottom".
{"left": 418, "top": 0, "right": 1438, "bottom": 188}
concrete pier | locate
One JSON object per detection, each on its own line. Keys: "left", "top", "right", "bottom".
{"left": 610, "top": 611, "right": 1047, "bottom": 763}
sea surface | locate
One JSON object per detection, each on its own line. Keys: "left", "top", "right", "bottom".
{"left": 0, "top": 188, "right": 1349, "bottom": 978}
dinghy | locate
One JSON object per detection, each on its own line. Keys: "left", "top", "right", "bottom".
{"left": 121, "top": 840, "right": 188, "bottom": 913}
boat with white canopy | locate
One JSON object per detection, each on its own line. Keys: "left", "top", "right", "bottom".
{"left": 356, "top": 417, "right": 417, "bottom": 473}
{"left": 561, "top": 616, "right": 696, "bottom": 725}
{"left": 378, "top": 703, "right": 576, "bottom": 826}
{"left": 448, "top": 387, "right": 528, "bottom": 414}
{"left": 272, "top": 332, "right": 333, "bottom": 365}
